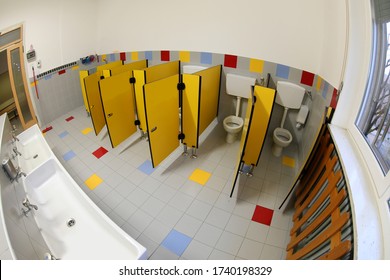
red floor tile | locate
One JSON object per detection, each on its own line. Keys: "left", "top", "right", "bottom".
{"left": 252, "top": 205, "right": 274, "bottom": 226}
{"left": 92, "top": 147, "right": 108, "bottom": 159}
{"left": 42, "top": 126, "right": 53, "bottom": 133}
{"left": 65, "top": 116, "right": 74, "bottom": 122}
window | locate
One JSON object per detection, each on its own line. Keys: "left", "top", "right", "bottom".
{"left": 356, "top": 0, "right": 390, "bottom": 174}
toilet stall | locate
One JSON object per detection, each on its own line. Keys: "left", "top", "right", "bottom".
{"left": 79, "top": 60, "right": 222, "bottom": 169}
{"left": 99, "top": 60, "right": 148, "bottom": 147}
{"left": 230, "top": 84, "right": 276, "bottom": 197}
{"left": 80, "top": 60, "right": 126, "bottom": 135}
{"left": 133, "top": 61, "right": 180, "bottom": 134}
{"left": 79, "top": 60, "right": 148, "bottom": 146}
{"left": 142, "top": 64, "right": 222, "bottom": 168}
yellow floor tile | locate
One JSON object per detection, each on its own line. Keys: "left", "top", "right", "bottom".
{"left": 189, "top": 168, "right": 211, "bottom": 185}
{"left": 85, "top": 174, "right": 103, "bottom": 190}
{"left": 282, "top": 156, "right": 295, "bottom": 168}
{"left": 82, "top": 127, "right": 93, "bottom": 135}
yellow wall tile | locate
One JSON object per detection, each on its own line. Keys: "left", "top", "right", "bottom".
{"left": 131, "top": 52, "right": 139, "bottom": 61}
{"left": 316, "top": 76, "right": 322, "bottom": 91}
{"left": 179, "top": 51, "right": 191, "bottom": 63}
{"left": 249, "top": 59, "right": 264, "bottom": 73}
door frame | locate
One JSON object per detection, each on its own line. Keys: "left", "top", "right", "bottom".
{"left": 6, "top": 42, "right": 37, "bottom": 129}
{"left": 1, "top": 25, "right": 37, "bottom": 129}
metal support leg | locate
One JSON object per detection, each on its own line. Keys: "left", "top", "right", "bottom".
{"left": 191, "top": 148, "right": 198, "bottom": 159}
{"left": 182, "top": 145, "right": 188, "bottom": 156}
{"left": 246, "top": 164, "right": 254, "bottom": 177}
{"left": 238, "top": 162, "right": 244, "bottom": 174}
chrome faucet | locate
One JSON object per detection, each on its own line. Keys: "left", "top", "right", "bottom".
{"left": 11, "top": 125, "right": 19, "bottom": 143}
{"left": 14, "top": 167, "right": 26, "bottom": 182}
{"left": 13, "top": 147, "right": 22, "bottom": 158}
{"left": 21, "top": 198, "right": 38, "bottom": 217}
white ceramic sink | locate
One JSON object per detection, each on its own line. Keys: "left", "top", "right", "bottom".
{"left": 23, "top": 158, "right": 146, "bottom": 259}
{"left": 16, "top": 125, "right": 51, "bottom": 174}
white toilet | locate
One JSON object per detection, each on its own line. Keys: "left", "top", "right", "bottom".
{"left": 223, "top": 73, "right": 256, "bottom": 143}
{"left": 272, "top": 81, "right": 305, "bottom": 157}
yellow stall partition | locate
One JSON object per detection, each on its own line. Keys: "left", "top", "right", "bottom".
{"left": 133, "top": 61, "right": 180, "bottom": 132}
{"left": 133, "top": 69, "right": 147, "bottom": 132}
{"left": 230, "top": 90, "right": 254, "bottom": 197}
{"left": 110, "top": 60, "right": 148, "bottom": 76}
{"left": 242, "top": 85, "right": 276, "bottom": 167}
{"left": 99, "top": 71, "right": 137, "bottom": 148}
{"left": 97, "top": 60, "right": 123, "bottom": 78}
{"left": 79, "top": 70, "right": 90, "bottom": 114}
{"left": 84, "top": 72, "right": 106, "bottom": 135}
{"left": 143, "top": 75, "right": 180, "bottom": 168}
{"left": 181, "top": 65, "right": 221, "bottom": 150}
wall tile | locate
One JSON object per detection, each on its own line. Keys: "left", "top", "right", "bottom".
{"left": 161, "top": 50, "right": 170, "bottom": 61}
{"left": 249, "top": 59, "right": 264, "bottom": 73}
{"left": 300, "top": 70, "right": 315, "bottom": 86}
{"left": 224, "top": 54, "right": 238, "bottom": 68}
{"left": 131, "top": 52, "right": 139, "bottom": 61}
{"left": 179, "top": 51, "right": 191, "bottom": 62}
{"left": 276, "top": 64, "right": 290, "bottom": 79}
{"left": 200, "top": 52, "right": 212, "bottom": 64}
{"left": 146, "top": 51, "right": 154, "bottom": 61}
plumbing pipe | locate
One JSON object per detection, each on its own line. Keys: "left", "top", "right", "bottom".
{"left": 281, "top": 107, "right": 289, "bottom": 128}
{"left": 235, "top": 97, "right": 241, "bottom": 117}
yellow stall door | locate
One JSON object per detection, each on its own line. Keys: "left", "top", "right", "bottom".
{"left": 99, "top": 71, "right": 137, "bottom": 148}
{"left": 196, "top": 65, "right": 222, "bottom": 135}
{"left": 79, "top": 70, "right": 90, "bottom": 114}
{"left": 182, "top": 74, "right": 201, "bottom": 148}
{"left": 84, "top": 72, "right": 105, "bottom": 135}
{"left": 143, "top": 75, "right": 180, "bottom": 168}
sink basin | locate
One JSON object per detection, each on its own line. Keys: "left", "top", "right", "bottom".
{"left": 24, "top": 158, "right": 147, "bottom": 259}
{"left": 16, "top": 125, "right": 51, "bottom": 174}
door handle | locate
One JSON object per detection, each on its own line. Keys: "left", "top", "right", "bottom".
{"left": 151, "top": 127, "right": 157, "bottom": 133}
{"left": 107, "top": 113, "right": 113, "bottom": 118}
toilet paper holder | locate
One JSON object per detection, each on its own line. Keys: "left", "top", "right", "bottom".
{"left": 296, "top": 105, "right": 309, "bottom": 129}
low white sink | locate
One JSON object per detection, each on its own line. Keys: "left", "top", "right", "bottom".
{"left": 23, "top": 158, "right": 146, "bottom": 259}
{"left": 16, "top": 125, "right": 51, "bottom": 174}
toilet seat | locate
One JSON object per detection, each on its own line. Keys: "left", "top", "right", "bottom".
{"left": 273, "top": 127, "right": 292, "bottom": 147}
{"left": 223, "top": 115, "right": 243, "bottom": 133}
{"left": 223, "top": 115, "right": 244, "bottom": 143}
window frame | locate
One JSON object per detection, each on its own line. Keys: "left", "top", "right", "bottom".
{"left": 332, "top": 0, "right": 390, "bottom": 198}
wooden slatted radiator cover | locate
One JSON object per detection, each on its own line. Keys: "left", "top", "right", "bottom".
{"left": 286, "top": 125, "right": 354, "bottom": 260}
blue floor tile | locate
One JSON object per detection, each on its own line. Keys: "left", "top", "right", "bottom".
{"left": 161, "top": 229, "right": 192, "bottom": 256}
{"left": 63, "top": 150, "right": 76, "bottom": 161}
{"left": 138, "top": 160, "right": 154, "bottom": 175}
{"left": 59, "top": 131, "right": 69, "bottom": 139}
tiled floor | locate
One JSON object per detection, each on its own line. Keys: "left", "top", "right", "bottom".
{"left": 42, "top": 106, "right": 298, "bottom": 260}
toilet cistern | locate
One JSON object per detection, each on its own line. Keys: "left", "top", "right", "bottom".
{"left": 223, "top": 73, "right": 256, "bottom": 143}
{"left": 272, "top": 81, "right": 305, "bottom": 157}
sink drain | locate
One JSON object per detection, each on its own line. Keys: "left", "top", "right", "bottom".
{"left": 67, "top": 218, "right": 76, "bottom": 227}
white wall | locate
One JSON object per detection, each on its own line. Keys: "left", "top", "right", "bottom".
{"left": 0, "top": 0, "right": 346, "bottom": 87}
{"left": 0, "top": 0, "right": 97, "bottom": 77}
{"left": 96, "top": 0, "right": 345, "bottom": 86}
